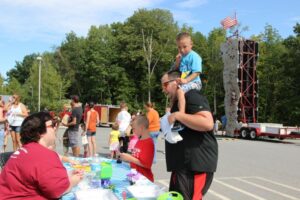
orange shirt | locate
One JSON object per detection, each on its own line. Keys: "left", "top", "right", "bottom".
{"left": 146, "top": 108, "right": 160, "bottom": 132}
{"left": 87, "top": 110, "right": 98, "bottom": 132}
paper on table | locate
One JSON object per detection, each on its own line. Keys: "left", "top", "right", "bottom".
{"left": 160, "top": 112, "right": 183, "bottom": 144}
{"left": 75, "top": 189, "right": 118, "bottom": 200}
{"left": 127, "top": 185, "right": 165, "bottom": 199}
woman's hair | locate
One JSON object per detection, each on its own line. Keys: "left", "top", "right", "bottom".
{"left": 120, "top": 102, "right": 127, "bottom": 109}
{"left": 112, "top": 122, "right": 119, "bottom": 130}
{"left": 20, "top": 112, "right": 53, "bottom": 145}
{"left": 89, "top": 101, "right": 94, "bottom": 108}
{"left": 145, "top": 102, "right": 154, "bottom": 108}
{"left": 13, "top": 94, "right": 21, "bottom": 104}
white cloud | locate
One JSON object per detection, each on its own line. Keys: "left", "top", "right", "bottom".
{"left": 175, "top": 0, "right": 208, "bottom": 9}
{"left": 290, "top": 16, "right": 300, "bottom": 22}
{"left": 0, "top": 0, "right": 161, "bottom": 42}
{"left": 172, "top": 10, "right": 203, "bottom": 28}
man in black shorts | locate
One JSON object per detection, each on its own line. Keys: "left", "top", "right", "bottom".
{"left": 161, "top": 70, "right": 218, "bottom": 200}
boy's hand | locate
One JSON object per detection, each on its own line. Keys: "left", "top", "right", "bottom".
{"left": 173, "top": 53, "right": 182, "bottom": 70}
{"left": 175, "top": 53, "right": 182, "bottom": 63}
{"left": 176, "top": 78, "right": 187, "bottom": 84}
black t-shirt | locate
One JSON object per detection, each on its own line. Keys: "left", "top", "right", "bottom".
{"left": 68, "top": 106, "right": 83, "bottom": 131}
{"left": 166, "top": 90, "right": 218, "bottom": 172}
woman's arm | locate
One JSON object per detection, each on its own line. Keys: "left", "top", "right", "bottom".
{"left": 85, "top": 111, "right": 90, "bottom": 131}
{"left": 20, "top": 103, "right": 28, "bottom": 117}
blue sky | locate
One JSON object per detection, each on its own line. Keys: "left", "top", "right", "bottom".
{"left": 1, "top": 0, "right": 299, "bottom": 78}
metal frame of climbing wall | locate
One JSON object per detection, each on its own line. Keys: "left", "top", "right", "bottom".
{"left": 237, "top": 39, "right": 258, "bottom": 123}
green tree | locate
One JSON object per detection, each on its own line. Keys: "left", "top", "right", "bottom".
{"left": 112, "top": 8, "right": 179, "bottom": 112}
{"left": 255, "top": 24, "right": 287, "bottom": 123}
{"left": 24, "top": 53, "right": 70, "bottom": 112}
{"left": 55, "top": 31, "right": 86, "bottom": 96}
{"left": 280, "top": 23, "right": 300, "bottom": 124}
{"left": 7, "top": 54, "right": 39, "bottom": 84}
{"left": 205, "top": 28, "right": 226, "bottom": 116}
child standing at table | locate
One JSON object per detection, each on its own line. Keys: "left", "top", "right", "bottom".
{"left": 80, "top": 123, "right": 89, "bottom": 157}
{"left": 128, "top": 112, "right": 138, "bottom": 153}
{"left": 120, "top": 115, "right": 154, "bottom": 182}
{"left": 109, "top": 123, "right": 120, "bottom": 159}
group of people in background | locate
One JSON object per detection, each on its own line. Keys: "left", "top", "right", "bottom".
{"left": 0, "top": 32, "right": 218, "bottom": 200}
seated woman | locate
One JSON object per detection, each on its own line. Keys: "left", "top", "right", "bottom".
{"left": 0, "top": 112, "right": 83, "bottom": 199}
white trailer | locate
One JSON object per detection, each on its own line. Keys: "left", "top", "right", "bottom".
{"left": 238, "top": 123, "right": 300, "bottom": 140}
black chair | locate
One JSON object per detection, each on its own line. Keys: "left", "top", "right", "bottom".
{"left": 0, "top": 151, "right": 14, "bottom": 169}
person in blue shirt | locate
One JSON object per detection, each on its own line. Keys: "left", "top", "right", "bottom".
{"left": 172, "top": 32, "right": 202, "bottom": 131}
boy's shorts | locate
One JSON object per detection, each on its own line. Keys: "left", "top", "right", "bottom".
{"left": 68, "top": 130, "right": 80, "bottom": 147}
{"left": 180, "top": 80, "right": 202, "bottom": 93}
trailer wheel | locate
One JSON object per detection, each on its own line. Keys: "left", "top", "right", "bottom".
{"left": 249, "top": 130, "right": 256, "bottom": 139}
{"left": 240, "top": 129, "right": 248, "bottom": 139}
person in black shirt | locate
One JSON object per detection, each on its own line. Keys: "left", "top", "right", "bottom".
{"left": 62, "top": 95, "right": 83, "bottom": 157}
{"left": 161, "top": 70, "right": 218, "bottom": 200}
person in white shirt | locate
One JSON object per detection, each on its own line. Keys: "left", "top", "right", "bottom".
{"left": 7, "top": 94, "right": 28, "bottom": 151}
{"left": 116, "top": 102, "right": 131, "bottom": 153}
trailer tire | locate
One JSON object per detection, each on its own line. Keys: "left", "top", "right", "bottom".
{"left": 240, "top": 129, "right": 248, "bottom": 139}
{"left": 249, "top": 130, "right": 256, "bottom": 139}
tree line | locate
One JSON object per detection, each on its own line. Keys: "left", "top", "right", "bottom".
{"left": 1, "top": 9, "right": 299, "bottom": 125}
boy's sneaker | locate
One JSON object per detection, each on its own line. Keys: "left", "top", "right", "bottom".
{"left": 171, "top": 121, "right": 185, "bottom": 132}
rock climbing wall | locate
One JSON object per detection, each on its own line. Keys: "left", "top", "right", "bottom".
{"left": 221, "top": 39, "right": 240, "bottom": 136}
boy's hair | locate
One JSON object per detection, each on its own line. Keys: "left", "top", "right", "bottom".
{"left": 134, "top": 115, "right": 149, "bottom": 129}
{"left": 166, "top": 70, "right": 181, "bottom": 80}
{"left": 176, "top": 32, "right": 192, "bottom": 41}
{"left": 112, "top": 122, "right": 119, "bottom": 130}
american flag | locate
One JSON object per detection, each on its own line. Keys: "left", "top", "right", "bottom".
{"left": 221, "top": 16, "right": 238, "bottom": 29}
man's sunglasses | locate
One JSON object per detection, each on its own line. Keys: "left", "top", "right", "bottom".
{"left": 162, "top": 79, "right": 176, "bottom": 88}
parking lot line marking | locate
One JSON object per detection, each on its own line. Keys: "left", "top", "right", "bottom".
{"left": 235, "top": 178, "right": 300, "bottom": 200}
{"left": 253, "top": 177, "right": 300, "bottom": 192}
{"left": 217, "top": 176, "right": 257, "bottom": 180}
{"left": 208, "top": 189, "right": 232, "bottom": 200}
{"left": 214, "top": 179, "right": 267, "bottom": 200}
